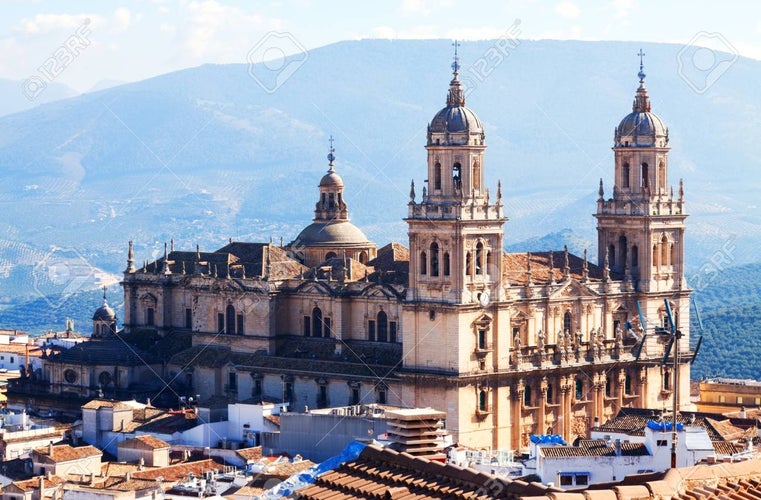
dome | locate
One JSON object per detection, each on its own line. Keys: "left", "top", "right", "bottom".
{"left": 615, "top": 110, "right": 668, "bottom": 147}
{"left": 93, "top": 302, "right": 116, "bottom": 321}
{"left": 319, "top": 169, "right": 344, "bottom": 188}
{"left": 430, "top": 105, "right": 483, "bottom": 134}
{"left": 295, "top": 221, "right": 371, "bottom": 247}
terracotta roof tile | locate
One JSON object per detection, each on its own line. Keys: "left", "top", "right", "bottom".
{"left": 504, "top": 251, "right": 611, "bottom": 286}
{"left": 540, "top": 440, "right": 649, "bottom": 458}
{"left": 132, "top": 458, "right": 223, "bottom": 483}
{"left": 235, "top": 447, "right": 262, "bottom": 462}
{"left": 118, "top": 434, "right": 170, "bottom": 450}
{"left": 33, "top": 444, "right": 102, "bottom": 463}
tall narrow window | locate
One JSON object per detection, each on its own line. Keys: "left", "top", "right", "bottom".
{"left": 658, "top": 161, "right": 666, "bottom": 189}
{"left": 605, "top": 378, "right": 612, "bottom": 397}
{"left": 389, "top": 321, "right": 397, "bottom": 343}
{"left": 546, "top": 384, "right": 553, "bottom": 404}
{"left": 377, "top": 311, "right": 388, "bottom": 342}
{"left": 359, "top": 251, "right": 368, "bottom": 264}
{"left": 430, "top": 242, "right": 439, "bottom": 277}
{"left": 434, "top": 162, "right": 442, "bottom": 190}
{"left": 478, "top": 329, "right": 486, "bottom": 350}
{"left": 323, "top": 317, "right": 331, "bottom": 338}
{"left": 420, "top": 251, "right": 427, "bottom": 275}
{"left": 631, "top": 245, "right": 639, "bottom": 267}
{"left": 217, "top": 313, "right": 224, "bottom": 333}
{"left": 228, "top": 372, "right": 237, "bottom": 391}
{"left": 663, "top": 371, "right": 671, "bottom": 391}
{"left": 147, "top": 308, "right": 155, "bottom": 326}
{"left": 475, "top": 242, "right": 484, "bottom": 275}
{"left": 452, "top": 163, "right": 462, "bottom": 191}
{"left": 575, "top": 378, "right": 584, "bottom": 400}
{"left": 185, "top": 308, "right": 192, "bottom": 329}
{"left": 625, "top": 373, "right": 632, "bottom": 395}
{"left": 622, "top": 162, "right": 630, "bottom": 188}
{"left": 378, "top": 390, "right": 387, "bottom": 404}
{"left": 466, "top": 252, "right": 473, "bottom": 277}
{"left": 368, "top": 320, "right": 376, "bottom": 341}
{"left": 226, "top": 304, "right": 236, "bottom": 334}
{"left": 486, "top": 251, "right": 493, "bottom": 277}
{"left": 661, "top": 235, "right": 669, "bottom": 265}
{"left": 619, "top": 236, "right": 628, "bottom": 269}
{"left": 608, "top": 244, "right": 616, "bottom": 267}
{"left": 563, "top": 312, "right": 572, "bottom": 333}
{"left": 328, "top": 193, "right": 335, "bottom": 209}
{"left": 479, "top": 390, "right": 487, "bottom": 412}
{"left": 443, "top": 252, "right": 450, "bottom": 276}
{"left": 237, "top": 314, "right": 244, "bottom": 335}
{"left": 472, "top": 159, "right": 481, "bottom": 190}
{"left": 641, "top": 162, "right": 649, "bottom": 188}
{"left": 351, "top": 388, "right": 360, "bottom": 405}
{"left": 670, "top": 243, "right": 675, "bottom": 267}
{"left": 312, "top": 307, "right": 323, "bottom": 338}
{"left": 653, "top": 244, "right": 658, "bottom": 266}
{"left": 524, "top": 386, "right": 532, "bottom": 407}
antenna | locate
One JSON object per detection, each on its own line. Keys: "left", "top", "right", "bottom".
{"left": 662, "top": 299, "right": 681, "bottom": 469}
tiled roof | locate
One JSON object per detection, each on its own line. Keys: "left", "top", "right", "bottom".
{"left": 367, "top": 242, "right": 409, "bottom": 285}
{"left": 235, "top": 447, "right": 262, "bottom": 462}
{"left": 132, "top": 458, "right": 223, "bottom": 482}
{"left": 33, "top": 444, "right": 102, "bottom": 463}
{"left": 8, "top": 475, "right": 64, "bottom": 492}
{"left": 118, "top": 435, "right": 170, "bottom": 450}
{"left": 540, "top": 439, "right": 649, "bottom": 458}
{"left": 504, "top": 251, "right": 613, "bottom": 286}
{"left": 0, "top": 344, "right": 42, "bottom": 355}
{"left": 295, "top": 444, "right": 558, "bottom": 499}
{"left": 592, "top": 408, "right": 736, "bottom": 441}
{"left": 46, "top": 339, "right": 161, "bottom": 366}
{"left": 712, "top": 440, "right": 746, "bottom": 456}
{"left": 82, "top": 399, "right": 140, "bottom": 411}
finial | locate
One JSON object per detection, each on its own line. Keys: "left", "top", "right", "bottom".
{"left": 196, "top": 244, "right": 201, "bottom": 261}
{"left": 327, "top": 135, "right": 336, "bottom": 170}
{"left": 526, "top": 252, "right": 533, "bottom": 285}
{"left": 563, "top": 245, "right": 570, "bottom": 278}
{"left": 583, "top": 248, "right": 589, "bottom": 282}
{"left": 603, "top": 246, "right": 610, "bottom": 281}
{"left": 451, "top": 40, "right": 461, "bottom": 74}
{"left": 548, "top": 250, "right": 555, "bottom": 284}
{"left": 409, "top": 179, "right": 416, "bottom": 203}
{"left": 598, "top": 178, "right": 604, "bottom": 200}
{"left": 170, "top": 239, "right": 174, "bottom": 252}
{"left": 127, "top": 240, "right": 135, "bottom": 272}
{"left": 497, "top": 180, "right": 502, "bottom": 201}
{"left": 163, "top": 242, "right": 168, "bottom": 260}
{"left": 102, "top": 286, "right": 107, "bottom": 303}
{"left": 637, "top": 48, "right": 646, "bottom": 83}
{"left": 679, "top": 178, "right": 684, "bottom": 200}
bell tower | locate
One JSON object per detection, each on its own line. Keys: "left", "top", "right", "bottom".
{"left": 406, "top": 44, "right": 506, "bottom": 306}
{"left": 596, "top": 51, "right": 687, "bottom": 294}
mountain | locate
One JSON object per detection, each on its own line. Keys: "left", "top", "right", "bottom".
{"left": 0, "top": 78, "right": 78, "bottom": 117}
{"left": 0, "top": 39, "right": 760, "bottom": 324}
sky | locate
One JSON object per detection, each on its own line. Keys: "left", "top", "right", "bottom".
{"left": 1, "top": 0, "right": 759, "bottom": 93}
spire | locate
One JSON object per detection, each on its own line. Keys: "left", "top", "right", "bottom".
{"left": 409, "top": 180, "right": 416, "bottom": 203}
{"left": 327, "top": 135, "right": 336, "bottom": 172}
{"left": 603, "top": 247, "right": 610, "bottom": 282}
{"left": 598, "top": 179, "right": 604, "bottom": 201}
{"left": 127, "top": 241, "right": 135, "bottom": 272}
{"left": 679, "top": 178, "right": 684, "bottom": 201}
{"left": 102, "top": 286, "right": 108, "bottom": 305}
{"left": 563, "top": 245, "right": 570, "bottom": 279}
{"left": 162, "top": 242, "right": 171, "bottom": 275}
{"left": 633, "top": 48, "right": 651, "bottom": 112}
{"left": 582, "top": 248, "right": 589, "bottom": 282}
{"left": 497, "top": 180, "right": 502, "bottom": 201}
{"left": 446, "top": 40, "right": 465, "bottom": 107}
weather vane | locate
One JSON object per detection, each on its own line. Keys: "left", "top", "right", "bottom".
{"left": 327, "top": 135, "right": 335, "bottom": 166}
{"left": 452, "top": 40, "right": 461, "bottom": 73}
{"left": 637, "top": 48, "right": 646, "bottom": 82}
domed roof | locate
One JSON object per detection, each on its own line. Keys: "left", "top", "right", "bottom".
{"left": 430, "top": 105, "right": 483, "bottom": 134}
{"left": 93, "top": 301, "right": 116, "bottom": 321}
{"left": 295, "top": 221, "right": 371, "bottom": 247}
{"left": 319, "top": 167, "right": 344, "bottom": 188}
{"left": 615, "top": 60, "right": 668, "bottom": 147}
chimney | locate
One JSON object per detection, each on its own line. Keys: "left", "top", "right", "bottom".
{"left": 46, "top": 470, "right": 52, "bottom": 480}
{"left": 38, "top": 476, "right": 44, "bottom": 493}
{"left": 48, "top": 442, "right": 53, "bottom": 456}
{"left": 615, "top": 439, "right": 622, "bottom": 457}
{"left": 740, "top": 406, "right": 747, "bottom": 419}
{"left": 126, "top": 471, "right": 132, "bottom": 481}
{"left": 138, "top": 457, "right": 145, "bottom": 470}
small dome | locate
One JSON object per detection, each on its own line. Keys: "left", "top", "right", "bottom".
{"left": 319, "top": 169, "right": 344, "bottom": 188}
{"left": 430, "top": 105, "right": 483, "bottom": 135}
{"left": 93, "top": 302, "right": 115, "bottom": 321}
{"left": 295, "top": 221, "right": 371, "bottom": 247}
{"left": 615, "top": 111, "right": 667, "bottom": 147}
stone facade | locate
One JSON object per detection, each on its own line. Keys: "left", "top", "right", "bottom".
{"left": 116, "top": 54, "right": 693, "bottom": 451}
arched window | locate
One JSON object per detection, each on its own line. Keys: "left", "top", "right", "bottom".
{"left": 486, "top": 251, "right": 493, "bottom": 276}
{"left": 524, "top": 385, "right": 532, "bottom": 407}
{"left": 452, "top": 163, "right": 462, "bottom": 191}
{"left": 358, "top": 251, "right": 368, "bottom": 264}
{"left": 434, "top": 162, "right": 442, "bottom": 190}
{"left": 605, "top": 377, "right": 612, "bottom": 397}
{"left": 608, "top": 244, "right": 616, "bottom": 267}
{"left": 625, "top": 373, "right": 632, "bottom": 395}
{"left": 652, "top": 244, "right": 658, "bottom": 266}
{"left": 663, "top": 371, "right": 671, "bottom": 391}
{"left": 312, "top": 307, "right": 323, "bottom": 338}
{"left": 226, "top": 304, "right": 236, "bottom": 335}
{"left": 420, "top": 251, "right": 427, "bottom": 275}
{"left": 563, "top": 311, "right": 572, "bottom": 333}
{"left": 670, "top": 243, "right": 675, "bottom": 267}
{"left": 546, "top": 384, "right": 553, "bottom": 404}
{"left": 622, "top": 162, "right": 630, "bottom": 188}
{"left": 661, "top": 235, "right": 669, "bottom": 265}
{"left": 466, "top": 252, "right": 473, "bottom": 277}
{"left": 443, "top": 252, "right": 450, "bottom": 276}
{"left": 619, "top": 235, "right": 628, "bottom": 269}
{"left": 631, "top": 245, "right": 639, "bottom": 267}
{"left": 325, "top": 251, "right": 337, "bottom": 260}
{"left": 328, "top": 192, "right": 335, "bottom": 209}
{"left": 479, "top": 390, "right": 487, "bottom": 412}
{"left": 377, "top": 311, "right": 388, "bottom": 342}
{"left": 321, "top": 192, "right": 326, "bottom": 207}
{"left": 430, "top": 242, "right": 439, "bottom": 277}
{"left": 475, "top": 242, "right": 484, "bottom": 275}
{"left": 641, "top": 162, "right": 649, "bottom": 188}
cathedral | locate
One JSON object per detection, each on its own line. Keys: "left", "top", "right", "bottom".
{"left": 113, "top": 51, "right": 692, "bottom": 451}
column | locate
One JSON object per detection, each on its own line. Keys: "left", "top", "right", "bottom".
{"left": 512, "top": 378, "right": 524, "bottom": 451}
{"left": 538, "top": 377, "right": 547, "bottom": 435}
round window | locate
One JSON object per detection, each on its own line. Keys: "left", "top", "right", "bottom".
{"left": 99, "top": 371, "right": 112, "bottom": 386}
{"left": 64, "top": 369, "right": 77, "bottom": 384}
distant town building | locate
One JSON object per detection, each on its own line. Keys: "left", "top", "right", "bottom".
{"left": 696, "top": 378, "right": 761, "bottom": 414}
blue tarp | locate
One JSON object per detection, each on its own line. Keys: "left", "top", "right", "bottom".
{"left": 530, "top": 434, "right": 567, "bottom": 445}
{"left": 646, "top": 420, "right": 684, "bottom": 431}
{"left": 257, "top": 441, "right": 367, "bottom": 499}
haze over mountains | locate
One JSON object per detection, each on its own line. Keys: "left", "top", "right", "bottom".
{"left": 0, "top": 39, "right": 759, "bottom": 332}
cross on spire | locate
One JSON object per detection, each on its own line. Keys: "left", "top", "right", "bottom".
{"left": 327, "top": 135, "right": 335, "bottom": 169}
{"left": 637, "top": 48, "right": 646, "bottom": 83}
{"left": 451, "top": 40, "right": 461, "bottom": 73}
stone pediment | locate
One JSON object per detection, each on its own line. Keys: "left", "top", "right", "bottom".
{"left": 292, "top": 281, "right": 335, "bottom": 296}
{"left": 359, "top": 284, "right": 401, "bottom": 299}
{"left": 549, "top": 279, "right": 599, "bottom": 300}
